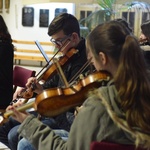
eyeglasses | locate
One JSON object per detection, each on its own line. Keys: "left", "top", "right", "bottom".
{"left": 50, "top": 34, "right": 71, "bottom": 47}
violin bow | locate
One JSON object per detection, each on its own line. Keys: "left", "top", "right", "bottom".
{"left": 18, "top": 40, "right": 72, "bottom": 99}
{"left": 36, "top": 39, "right": 71, "bottom": 80}
{"left": 68, "top": 58, "right": 92, "bottom": 84}
{"left": 53, "top": 58, "right": 69, "bottom": 88}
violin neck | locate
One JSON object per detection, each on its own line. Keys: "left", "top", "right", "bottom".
{"left": 3, "top": 101, "right": 34, "bottom": 119}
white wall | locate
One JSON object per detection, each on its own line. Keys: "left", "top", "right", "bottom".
{"left": 1, "top": 0, "right": 75, "bottom": 42}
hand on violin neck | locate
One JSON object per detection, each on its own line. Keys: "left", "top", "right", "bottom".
{"left": 6, "top": 99, "right": 25, "bottom": 111}
{"left": 11, "top": 106, "right": 30, "bottom": 123}
{"left": 26, "top": 77, "right": 43, "bottom": 94}
{"left": 26, "top": 77, "right": 37, "bottom": 88}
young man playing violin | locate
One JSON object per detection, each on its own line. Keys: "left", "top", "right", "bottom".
{"left": 0, "top": 13, "right": 91, "bottom": 150}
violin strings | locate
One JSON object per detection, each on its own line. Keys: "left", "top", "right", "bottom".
{"left": 35, "top": 49, "right": 60, "bottom": 79}
{"left": 68, "top": 58, "right": 92, "bottom": 84}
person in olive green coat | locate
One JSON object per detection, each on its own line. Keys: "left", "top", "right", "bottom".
{"left": 11, "top": 20, "right": 150, "bottom": 150}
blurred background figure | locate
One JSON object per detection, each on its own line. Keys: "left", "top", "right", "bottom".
{"left": 0, "top": 15, "right": 14, "bottom": 109}
{"left": 139, "top": 20, "right": 150, "bottom": 46}
{"left": 139, "top": 20, "right": 150, "bottom": 69}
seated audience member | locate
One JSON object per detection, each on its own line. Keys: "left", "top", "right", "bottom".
{"left": 10, "top": 20, "right": 150, "bottom": 150}
{"left": 115, "top": 18, "right": 133, "bottom": 34}
{"left": 139, "top": 20, "right": 150, "bottom": 68}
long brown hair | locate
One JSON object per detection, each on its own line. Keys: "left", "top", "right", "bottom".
{"left": 87, "top": 20, "right": 150, "bottom": 133}
{"left": 115, "top": 35, "right": 150, "bottom": 132}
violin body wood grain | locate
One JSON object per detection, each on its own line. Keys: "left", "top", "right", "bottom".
{"left": 35, "top": 71, "right": 111, "bottom": 117}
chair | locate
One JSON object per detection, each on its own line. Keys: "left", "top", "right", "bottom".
{"left": 90, "top": 141, "right": 146, "bottom": 150}
{"left": 0, "top": 66, "right": 36, "bottom": 125}
{"left": 13, "top": 66, "right": 36, "bottom": 93}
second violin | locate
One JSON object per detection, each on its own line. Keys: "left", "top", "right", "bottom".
{"left": 34, "top": 71, "right": 111, "bottom": 117}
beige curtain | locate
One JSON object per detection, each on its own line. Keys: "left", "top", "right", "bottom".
{"left": 0, "top": 0, "right": 3, "bottom": 13}
{"left": 5, "top": 0, "right": 10, "bottom": 9}
{"left": 5, "top": 0, "right": 10, "bottom": 13}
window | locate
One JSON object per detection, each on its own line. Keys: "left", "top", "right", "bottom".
{"left": 55, "top": 8, "right": 67, "bottom": 17}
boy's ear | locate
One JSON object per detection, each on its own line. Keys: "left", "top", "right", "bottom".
{"left": 99, "top": 52, "right": 107, "bottom": 65}
{"left": 72, "top": 32, "right": 78, "bottom": 40}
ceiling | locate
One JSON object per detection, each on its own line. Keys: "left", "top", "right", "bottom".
{"left": 22, "top": 0, "right": 96, "bottom": 5}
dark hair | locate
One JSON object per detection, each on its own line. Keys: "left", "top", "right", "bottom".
{"left": 48, "top": 13, "right": 80, "bottom": 37}
{"left": 87, "top": 20, "right": 150, "bottom": 133}
{"left": 0, "top": 15, "right": 12, "bottom": 42}
{"left": 114, "top": 18, "right": 133, "bottom": 34}
{"left": 141, "top": 20, "right": 150, "bottom": 39}
{"left": 0, "top": 15, "right": 9, "bottom": 34}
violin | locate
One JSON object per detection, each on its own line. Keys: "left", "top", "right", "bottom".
{"left": 39, "top": 48, "right": 78, "bottom": 81}
{"left": 0, "top": 71, "right": 111, "bottom": 122}
{"left": 20, "top": 48, "right": 79, "bottom": 99}
{"left": 34, "top": 71, "right": 111, "bottom": 117}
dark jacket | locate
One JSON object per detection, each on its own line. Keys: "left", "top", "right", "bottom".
{"left": 0, "top": 33, "right": 14, "bottom": 109}
{"left": 140, "top": 44, "right": 150, "bottom": 69}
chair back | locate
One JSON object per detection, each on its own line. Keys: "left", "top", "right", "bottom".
{"left": 13, "top": 66, "right": 36, "bottom": 92}
{"left": 90, "top": 141, "right": 147, "bottom": 150}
